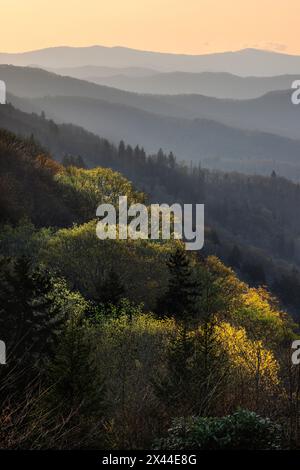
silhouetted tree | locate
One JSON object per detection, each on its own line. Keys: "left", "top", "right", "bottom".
{"left": 0, "top": 257, "right": 61, "bottom": 389}
{"left": 228, "top": 245, "right": 242, "bottom": 269}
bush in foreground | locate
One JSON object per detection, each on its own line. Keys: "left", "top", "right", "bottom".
{"left": 156, "top": 409, "right": 282, "bottom": 450}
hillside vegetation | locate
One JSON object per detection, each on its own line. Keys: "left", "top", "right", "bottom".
{"left": 2, "top": 108, "right": 300, "bottom": 316}
{"left": 0, "top": 130, "right": 299, "bottom": 449}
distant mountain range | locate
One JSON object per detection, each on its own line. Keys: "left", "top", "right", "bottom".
{"left": 1, "top": 46, "right": 300, "bottom": 76}
{"left": 46, "top": 65, "right": 159, "bottom": 79}
{"left": 82, "top": 71, "right": 299, "bottom": 99}
{"left": 21, "top": 94, "right": 300, "bottom": 177}
{"left": 2, "top": 64, "right": 300, "bottom": 180}
{"left": 1, "top": 65, "right": 299, "bottom": 140}
{"left": 43, "top": 67, "right": 300, "bottom": 99}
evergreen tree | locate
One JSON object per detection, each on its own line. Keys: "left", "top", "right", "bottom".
{"left": 168, "top": 151, "right": 176, "bottom": 169}
{"left": 155, "top": 324, "right": 227, "bottom": 416}
{"left": 157, "top": 247, "right": 199, "bottom": 325}
{"left": 62, "top": 154, "right": 87, "bottom": 168}
{"left": 154, "top": 327, "right": 194, "bottom": 415}
{"left": 154, "top": 248, "right": 200, "bottom": 412}
{"left": 48, "top": 319, "right": 104, "bottom": 416}
{"left": 0, "top": 256, "right": 62, "bottom": 387}
{"left": 155, "top": 258, "right": 229, "bottom": 416}
{"left": 94, "top": 269, "right": 125, "bottom": 305}
{"left": 118, "top": 140, "right": 126, "bottom": 157}
{"left": 228, "top": 245, "right": 242, "bottom": 269}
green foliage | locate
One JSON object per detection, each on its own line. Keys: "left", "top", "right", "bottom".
{"left": 0, "top": 257, "right": 61, "bottom": 362}
{"left": 156, "top": 247, "right": 199, "bottom": 324}
{"left": 55, "top": 165, "right": 145, "bottom": 222}
{"left": 0, "top": 128, "right": 299, "bottom": 449}
{"left": 0, "top": 219, "right": 52, "bottom": 262}
{"left": 3, "top": 116, "right": 300, "bottom": 314}
{"left": 41, "top": 221, "right": 173, "bottom": 310}
{"left": 156, "top": 409, "right": 282, "bottom": 450}
{"left": 90, "top": 311, "right": 174, "bottom": 448}
{"left": 0, "top": 129, "right": 75, "bottom": 227}
{"left": 89, "top": 298, "right": 141, "bottom": 323}
{"left": 154, "top": 321, "right": 228, "bottom": 417}
{"left": 48, "top": 314, "right": 104, "bottom": 417}
{"left": 0, "top": 256, "right": 62, "bottom": 392}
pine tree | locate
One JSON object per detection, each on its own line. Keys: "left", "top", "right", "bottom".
{"left": 228, "top": 245, "right": 242, "bottom": 269}
{"left": 154, "top": 248, "right": 201, "bottom": 412}
{"left": 155, "top": 253, "right": 229, "bottom": 415}
{"left": 62, "top": 154, "right": 87, "bottom": 168}
{"left": 48, "top": 317, "right": 104, "bottom": 416}
{"left": 154, "top": 326, "right": 195, "bottom": 414}
{"left": 94, "top": 269, "right": 125, "bottom": 305}
{"left": 157, "top": 247, "right": 199, "bottom": 325}
{"left": 0, "top": 256, "right": 62, "bottom": 390}
{"left": 0, "top": 257, "right": 60, "bottom": 362}
{"left": 118, "top": 140, "right": 126, "bottom": 157}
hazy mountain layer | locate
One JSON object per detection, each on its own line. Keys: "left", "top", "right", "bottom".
{"left": 46, "top": 65, "right": 159, "bottom": 79}
{"left": 84, "top": 71, "right": 299, "bottom": 99}
{"left": 2, "top": 65, "right": 300, "bottom": 140}
{"left": 1, "top": 46, "right": 300, "bottom": 76}
{"left": 7, "top": 94, "right": 300, "bottom": 181}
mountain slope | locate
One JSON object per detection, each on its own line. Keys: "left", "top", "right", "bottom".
{"left": 2, "top": 64, "right": 299, "bottom": 178}
{"left": 2, "top": 118, "right": 300, "bottom": 315}
{"left": 11, "top": 93, "right": 300, "bottom": 180}
{"left": 161, "top": 90, "right": 300, "bottom": 139}
{"left": 0, "top": 129, "right": 75, "bottom": 227}
{"left": 2, "top": 65, "right": 300, "bottom": 141}
{"left": 0, "top": 65, "right": 187, "bottom": 118}
{"left": 0, "top": 125, "right": 139, "bottom": 228}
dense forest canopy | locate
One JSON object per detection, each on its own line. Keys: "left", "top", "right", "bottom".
{"left": 0, "top": 127, "right": 299, "bottom": 449}
{"left": 1, "top": 106, "right": 300, "bottom": 316}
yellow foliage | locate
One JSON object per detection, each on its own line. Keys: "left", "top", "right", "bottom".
{"left": 235, "top": 286, "right": 287, "bottom": 344}
{"left": 56, "top": 166, "right": 145, "bottom": 210}
{"left": 215, "top": 321, "right": 279, "bottom": 387}
{"left": 42, "top": 220, "right": 175, "bottom": 309}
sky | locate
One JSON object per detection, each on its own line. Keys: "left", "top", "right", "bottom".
{"left": 1, "top": 0, "right": 300, "bottom": 54}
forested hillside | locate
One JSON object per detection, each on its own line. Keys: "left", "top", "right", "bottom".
{"left": 0, "top": 129, "right": 299, "bottom": 449}
{"left": 1, "top": 105, "right": 300, "bottom": 315}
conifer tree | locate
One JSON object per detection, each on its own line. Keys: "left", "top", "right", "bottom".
{"left": 48, "top": 318, "right": 104, "bottom": 417}
{"left": 0, "top": 256, "right": 62, "bottom": 391}
{"left": 228, "top": 245, "right": 242, "bottom": 269}
{"left": 94, "top": 269, "right": 125, "bottom": 306}
{"left": 157, "top": 247, "right": 199, "bottom": 325}
{"left": 154, "top": 248, "right": 200, "bottom": 413}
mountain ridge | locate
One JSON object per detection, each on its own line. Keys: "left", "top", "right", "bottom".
{"left": 1, "top": 46, "right": 300, "bottom": 75}
{"left": 2, "top": 65, "right": 299, "bottom": 142}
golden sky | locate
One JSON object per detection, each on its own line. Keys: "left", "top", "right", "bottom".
{"left": 1, "top": 0, "right": 300, "bottom": 54}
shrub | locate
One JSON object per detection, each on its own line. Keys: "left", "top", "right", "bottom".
{"left": 156, "top": 409, "right": 282, "bottom": 450}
